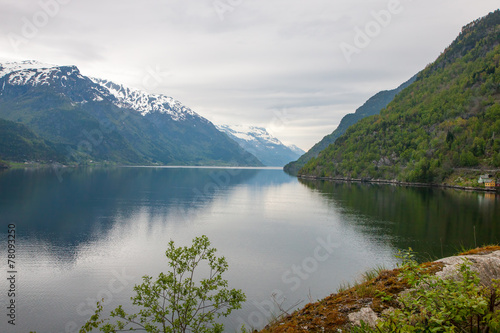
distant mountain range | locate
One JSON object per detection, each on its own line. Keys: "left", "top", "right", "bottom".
{"left": 299, "top": 10, "right": 500, "bottom": 185}
{"left": 284, "top": 75, "right": 417, "bottom": 175}
{"left": 216, "top": 125, "right": 305, "bottom": 166}
{"left": 0, "top": 61, "right": 262, "bottom": 166}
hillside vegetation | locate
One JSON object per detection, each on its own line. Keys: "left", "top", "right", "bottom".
{"left": 284, "top": 75, "right": 416, "bottom": 175}
{"left": 300, "top": 10, "right": 500, "bottom": 185}
{"left": 0, "top": 118, "right": 63, "bottom": 162}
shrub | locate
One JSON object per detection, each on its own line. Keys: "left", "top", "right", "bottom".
{"left": 81, "top": 235, "right": 246, "bottom": 333}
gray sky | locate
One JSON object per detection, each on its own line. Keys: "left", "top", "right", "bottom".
{"left": 0, "top": 0, "right": 498, "bottom": 150}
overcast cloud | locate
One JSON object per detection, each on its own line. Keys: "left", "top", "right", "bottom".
{"left": 0, "top": 0, "right": 498, "bottom": 150}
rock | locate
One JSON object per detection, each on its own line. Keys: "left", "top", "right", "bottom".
{"left": 435, "top": 251, "right": 500, "bottom": 287}
{"left": 346, "top": 251, "right": 500, "bottom": 328}
{"left": 348, "top": 306, "right": 379, "bottom": 327}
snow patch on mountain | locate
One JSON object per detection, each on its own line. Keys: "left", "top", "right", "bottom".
{"left": 218, "top": 125, "right": 282, "bottom": 146}
{"left": 216, "top": 124, "right": 304, "bottom": 166}
{"left": 0, "top": 60, "right": 82, "bottom": 87}
{"left": 0, "top": 60, "right": 207, "bottom": 123}
{"left": 287, "top": 144, "right": 306, "bottom": 156}
{"left": 0, "top": 60, "right": 58, "bottom": 76}
{"left": 91, "top": 78, "right": 202, "bottom": 122}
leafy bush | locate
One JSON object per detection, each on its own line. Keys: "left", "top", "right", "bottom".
{"left": 81, "top": 235, "right": 246, "bottom": 333}
{"left": 353, "top": 250, "right": 500, "bottom": 332}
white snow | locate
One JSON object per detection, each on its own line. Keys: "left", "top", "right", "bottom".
{"left": 0, "top": 60, "right": 79, "bottom": 87}
{"left": 90, "top": 78, "right": 203, "bottom": 122}
{"left": 0, "top": 60, "right": 208, "bottom": 124}
{"left": 0, "top": 60, "right": 58, "bottom": 77}
{"left": 216, "top": 124, "right": 285, "bottom": 146}
{"left": 287, "top": 144, "right": 306, "bottom": 155}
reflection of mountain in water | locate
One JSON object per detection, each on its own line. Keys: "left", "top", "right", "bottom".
{"left": 299, "top": 179, "right": 500, "bottom": 259}
{"left": 0, "top": 167, "right": 272, "bottom": 245}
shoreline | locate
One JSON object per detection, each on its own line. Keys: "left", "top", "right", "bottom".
{"left": 0, "top": 162, "right": 282, "bottom": 170}
{"left": 259, "top": 246, "right": 500, "bottom": 332}
{"left": 297, "top": 174, "right": 499, "bottom": 193}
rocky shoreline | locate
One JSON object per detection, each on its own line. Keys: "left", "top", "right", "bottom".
{"left": 259, "top": 246, "right": 500, "bottom": 332}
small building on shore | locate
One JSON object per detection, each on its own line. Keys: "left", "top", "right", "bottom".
{"left": 478, "top": 175, "right": 496, "bottom": 188}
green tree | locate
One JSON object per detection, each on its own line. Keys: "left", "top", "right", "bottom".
{"left": 81, "top": 235, "right": 246, "bottom": 333}
{"left": 460, "top": 151, "right": 479, "bottom": 167}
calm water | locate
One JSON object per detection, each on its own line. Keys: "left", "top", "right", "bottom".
{"left": 0, "top": 167, "right": 499, "bottom": 332}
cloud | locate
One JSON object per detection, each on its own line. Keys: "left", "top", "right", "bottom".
{"left": 0, "top": 0, "right": 498, "bottom": 150}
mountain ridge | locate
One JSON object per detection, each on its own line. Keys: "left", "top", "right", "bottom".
{"left": 284, "top": 74, "right": 417, "bottom": 175}
{"left": 0, "top": 60, "right": 262, "bottom": 166}
{"left": 216, "top": 124, "right": 305, "bottom": 166}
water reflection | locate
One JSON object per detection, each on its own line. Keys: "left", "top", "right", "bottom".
{"left": 299, "top": 179, "right": 500, "bottom": 259}
{"left": 5, "top": 168, "right": 494, "bottom": 332}
{"left": 0, "top": 167, "right": 273, "bottom": 244}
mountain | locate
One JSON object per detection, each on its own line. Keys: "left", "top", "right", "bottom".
{"left": 284, "top": 75, "right": 417, "bottom": 175}
{"left": 287, "top": 144, "right": 306, "bottom": 157}
{"left": 299, "top": 10, "right": 500, "bottom": 185}
{"left": 216, "top": 125, "right": 305, "bottom": 166}
{"left": 0, "top": 61, "right": 262, "bottom": 166}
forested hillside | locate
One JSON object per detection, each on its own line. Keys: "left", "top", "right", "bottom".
{"left": 0, "top": 118, "right": 63, "bottom": 163}
{"left": 284, "top": 75, "right": 416, "bottom": 175}
{"left": 300, "top": 10, "right": 500, "bottom": 185}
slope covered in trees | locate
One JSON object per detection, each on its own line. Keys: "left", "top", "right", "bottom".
{"left": 300, "top": 10, "right": 500, "bottom": 185}
{"left": 284, "top": 75, "right": 416, "bottom": 175}
{"left": 0, "top": 118, "right": 63, "bottom": 163}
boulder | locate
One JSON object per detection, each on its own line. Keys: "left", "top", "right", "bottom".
{"left": 435, "top": 250, "right": 500, "bottom": 287}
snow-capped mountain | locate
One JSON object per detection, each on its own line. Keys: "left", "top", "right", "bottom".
{"left": 0, "top": 60, "right": 204, "bottom": 122}
{"left": 0, "top": 60, "right": 122, "bottom": 104}
{"left": 216, "top": 125, "right": 305, "bottom": 167}
{"left": 0, "top": 60, "right": 262, "bottom": 166}
{"left": 288, "top": 144, "right": 306, "bottom": 156}
{"left": 0, "top": 60, "right": 64, "bottom": 86}
{"left": 90, "top": 78, "right": 201, "bottom": 121}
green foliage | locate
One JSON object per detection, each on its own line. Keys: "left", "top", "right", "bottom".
{"left": 284, "top": 76, "right": 417, "bottom": 175}
{"left": 460, "top": 151, "right": 479, "bottom": 167}
{"left": 299, "top": 10, "right": 500, "bottom": 184}
{"left": 0, "top": 118, "right": 64, "bottom": 162}
{"left": 353, "top": 249, "right": 500, "bottom": 332}
{"left": 81, "top": 235, "right": 246, "bottom": 333}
